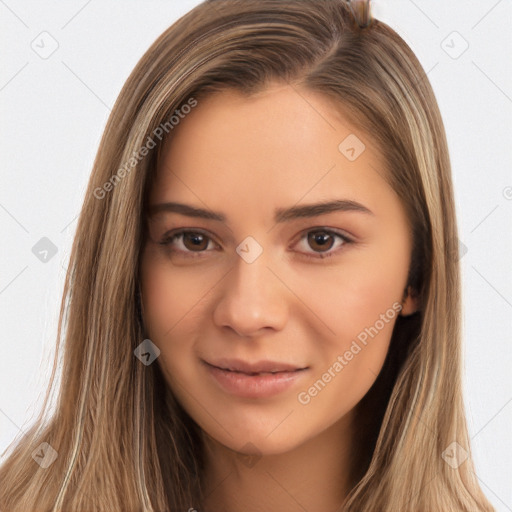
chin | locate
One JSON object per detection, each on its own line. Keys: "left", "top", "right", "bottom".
{"left": 202, "top": 421, "right": 308, "bottom": 457}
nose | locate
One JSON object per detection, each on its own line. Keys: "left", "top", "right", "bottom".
{"left": 212, "top": 245, "right": 289, "bottom": 338}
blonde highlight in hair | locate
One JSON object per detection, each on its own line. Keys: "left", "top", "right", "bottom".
{"left": 0, "top": 0, "right": 495, "bottom": 510}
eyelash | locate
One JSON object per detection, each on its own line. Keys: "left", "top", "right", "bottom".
{"left": 158, "top": 228, "right": 353, "bottom": 260}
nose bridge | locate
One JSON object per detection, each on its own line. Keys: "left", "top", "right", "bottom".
{"left": 213, "top": 235, "right": 287, "bottom": 336}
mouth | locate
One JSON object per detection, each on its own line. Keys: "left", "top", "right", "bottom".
{"left": 221, "top": 369, "right": 300, "bottom": 375}
{"left": 201, "top": 358, "right": 309, "bottom": 399}
{"left": 202, "top": 358, "right": 308, "bottom": 375}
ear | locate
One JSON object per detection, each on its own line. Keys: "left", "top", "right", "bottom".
{"left": 399, "top": 285, "right": 420, "bottom": 316}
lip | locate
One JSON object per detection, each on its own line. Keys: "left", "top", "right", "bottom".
{"left": 202, "top": 359, "right": 309, "bottom": 399}
{"left": 205, "top": 357, "right": 307, "bottom": 374}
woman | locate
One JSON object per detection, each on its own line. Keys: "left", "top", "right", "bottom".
{"left": 0, "top": 0, "right": 496, "bottom": 510}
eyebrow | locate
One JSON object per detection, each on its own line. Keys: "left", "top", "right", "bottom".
{"left": 147, "top": 199, "right": 374, "bottom": 223}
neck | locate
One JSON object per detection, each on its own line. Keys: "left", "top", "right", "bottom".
{"left": 199, "top": 410, "right": 357, "bottom": 512}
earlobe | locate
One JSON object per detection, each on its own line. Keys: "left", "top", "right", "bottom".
{"left": 400, "top": 285, "right": 420, "bottom": 316}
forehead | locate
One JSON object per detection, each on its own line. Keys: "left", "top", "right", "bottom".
{"left": 150, "top": 84, "right": 395, "bottom": 220}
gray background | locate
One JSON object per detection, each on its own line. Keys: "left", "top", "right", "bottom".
{"left": 1, "top": 1, "right": 511, "bottom": 509}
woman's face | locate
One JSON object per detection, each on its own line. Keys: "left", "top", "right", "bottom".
{"left": 140, "top": 83, "right": 418, "bottom": 455}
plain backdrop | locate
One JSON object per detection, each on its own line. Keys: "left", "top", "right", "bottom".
{"left": 1, "top": 0, "right": 511, "bottom": 509}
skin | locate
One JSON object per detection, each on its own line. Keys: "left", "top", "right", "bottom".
{"left": 140, "top": 82, "right": 419, "bottom": 511}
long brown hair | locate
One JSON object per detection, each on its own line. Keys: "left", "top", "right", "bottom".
{"left": 0, "top": 0, "right": 495, "bottom": 510}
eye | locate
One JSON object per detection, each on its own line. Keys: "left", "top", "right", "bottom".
{"left": 293, "top": 229, "right": 352, "bottom": 260}
{"left": 159, "top": 228, "right": 353, "bottom": 260}
{"left": 159, "top": 229, "right": 218, "bottom": 258}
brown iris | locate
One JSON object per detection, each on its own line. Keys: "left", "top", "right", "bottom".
{"left": 307, "top": 231, "right": 335, "bottom": 253}
{"left": 182, "top": 232, "right": 209, "bottom": 251}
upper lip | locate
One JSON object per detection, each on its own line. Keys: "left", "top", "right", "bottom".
{"left": 204, "top": 358, "right": 307, "bottom": 374}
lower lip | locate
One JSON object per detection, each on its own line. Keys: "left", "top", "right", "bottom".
{"left": 203, "top": 362, "right": 308, "bottom": 399}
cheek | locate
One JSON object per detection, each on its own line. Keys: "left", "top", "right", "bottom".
{"left": 139, "top": 259, "right": 206, "bottom": 392}
{"left": 140, "top": 247, "right": 215, "bottom": 340}
{"left": 293, "top": 241, "right": 409, "bottom": 408}
{"left": 293, "top": 284, "right": 402, "bottom": 430}
{"left": 300, "top": 246, "right": 408, "bottom": 349}
{"left": 139, "top": 248, "right": 230, "bottom": 395}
